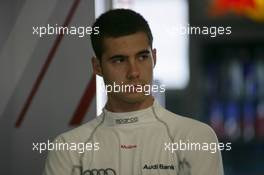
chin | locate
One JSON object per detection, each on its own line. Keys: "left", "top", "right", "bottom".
{"left": 119, "top": 92, "right": 149, "bottom": 104}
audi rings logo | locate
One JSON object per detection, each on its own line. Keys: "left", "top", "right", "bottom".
{"left": 82, "top": 168, "right": 116, "bottom": 175}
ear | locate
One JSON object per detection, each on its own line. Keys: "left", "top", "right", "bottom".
{"left": 92, "top": 56, "right": 103, "bottom": 76}
{"left": 152, "top": 48, "right": 157, "bottom": 68}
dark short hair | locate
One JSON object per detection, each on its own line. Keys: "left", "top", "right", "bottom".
{"left": 91, "top": 9, "right": 153, "bottom": 59}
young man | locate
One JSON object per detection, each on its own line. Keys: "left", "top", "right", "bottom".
{"left": 43, "top": 9, "right": 224, "bottom": 175}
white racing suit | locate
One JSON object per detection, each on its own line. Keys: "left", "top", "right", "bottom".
{"left": 43, "top": 100, "right": 224, "bottom": 175}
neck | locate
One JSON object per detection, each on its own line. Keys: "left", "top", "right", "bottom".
{"left": 105, "top": 95, "right": 154, "bottom": 112}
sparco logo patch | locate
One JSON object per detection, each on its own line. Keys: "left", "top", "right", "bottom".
{"left": 82, "top": 168, "right": 116, "bottom": 175}
{"left": 115, "top": 117, "right": 138, "bottom": 124}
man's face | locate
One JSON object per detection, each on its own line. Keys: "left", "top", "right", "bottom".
{"left": 93, "top": 32, "right": 156, "bottom": 104}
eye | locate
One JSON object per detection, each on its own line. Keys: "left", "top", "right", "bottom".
{"left": 112, "top": 57, "right": 125, "bottom": 63}
{"left": 138, "top": 54, "right": 150, "bottom": 61}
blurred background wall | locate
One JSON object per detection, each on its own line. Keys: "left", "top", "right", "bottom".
{"left": 0, "top": 0, "right": 96, "bottom": 174}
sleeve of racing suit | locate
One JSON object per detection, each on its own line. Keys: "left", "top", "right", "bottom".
{"left": 184, "top": 124, "right": 224, "bottom": 175}
{"left": 43, "top": 136, "right": 74, "bottom": 175}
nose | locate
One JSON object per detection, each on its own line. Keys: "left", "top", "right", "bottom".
{"left": 127, "top": 60, "right": 140, "bottom": 80}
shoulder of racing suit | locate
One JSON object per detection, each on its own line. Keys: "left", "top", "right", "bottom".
{"left": 58, "top": 116, "right": 103, "bottom": 143}
{"left": 156, "top": 103, "right": 224, "bottom": 174}
{"left": 155, "top": 103, "right": 217, "bottom": 141}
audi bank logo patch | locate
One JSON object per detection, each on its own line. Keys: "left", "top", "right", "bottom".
{"left": 115, "top": 117, "right": 138, "bottom": 124}
{"left": 82, "top": 168, "right": 116, "bottom": 175}
{"left": 143, "top": 164, "right": 175, "bottom": 170}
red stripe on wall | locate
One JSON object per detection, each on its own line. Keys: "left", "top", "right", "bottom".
{"left": 15, "top": 0, "right": 81, "bottom": 127}
{"left": 70, "top": 74, "right": 96, "bottom": 125}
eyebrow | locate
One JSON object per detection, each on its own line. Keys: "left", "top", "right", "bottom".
{"left": 108, "top": 49, "right": 151, "bottom": 61}
{"left": 109, "top": 54, "right": 128, "bottom": 60}
{"left": 136, "top": 49, "right": 150, "bottom": 56}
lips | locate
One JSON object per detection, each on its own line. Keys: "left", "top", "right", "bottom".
{"left": 124, "top": 84, "right": 143, "bottom": 92}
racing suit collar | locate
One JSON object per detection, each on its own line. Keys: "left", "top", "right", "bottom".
{"left": 102, "top": 99, "right": 159, "bottom": 126}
